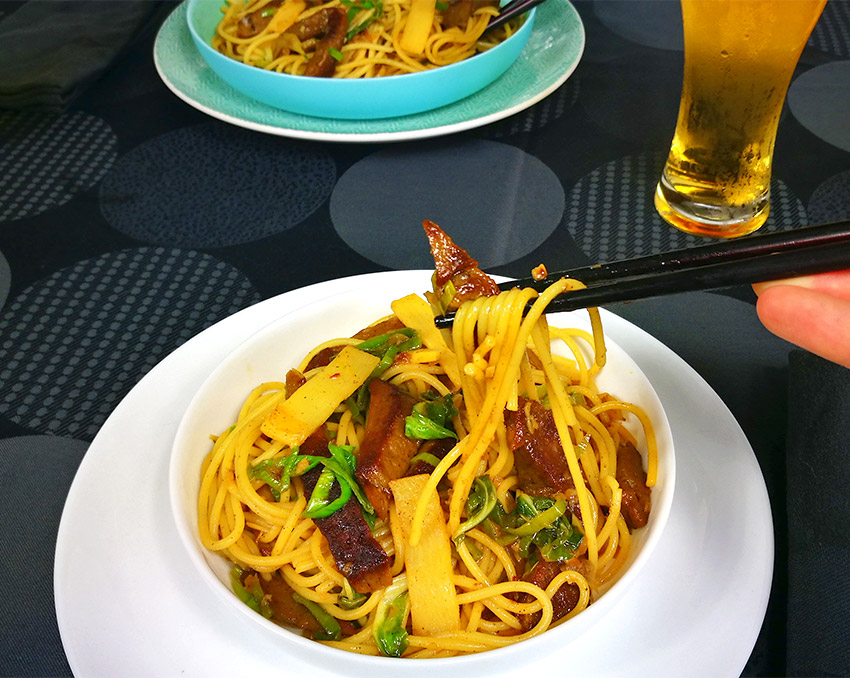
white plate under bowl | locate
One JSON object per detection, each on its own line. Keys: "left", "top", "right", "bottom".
{"left": 169, "top": 279, "right": 675, "bottom": 676}
{"left": 55, "top": 270, "right": 772, "bottom": 678}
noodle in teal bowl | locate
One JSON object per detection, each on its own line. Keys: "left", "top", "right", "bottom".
{"left": 186, "top": 0, "right": 536, "bottom": 119}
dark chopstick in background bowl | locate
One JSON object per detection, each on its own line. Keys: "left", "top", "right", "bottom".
{"left": 486, "top": 0, "right": 549, "bottom": 32}
{"left": 433, "top": 219, "right": 850, "bottom": 328}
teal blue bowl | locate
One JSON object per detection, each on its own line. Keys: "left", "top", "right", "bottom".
{"left": 186, "top": 0, "right": 535, "bottom": 120}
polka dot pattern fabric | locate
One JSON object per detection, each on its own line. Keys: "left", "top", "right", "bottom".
{"left": 0, "top": 248, "right": 260, "bottom": 439}
{"left": 1, "top": 1, "right": 848, "bottom": 675}
{"left": 564, "top": 152, "right": 807, "bottom": 262}
{"left": 808, "top": 0, "right": 850, "bottom": 58}
{"left": 99, "top": 123, "right": 336, "bottom": 248}
{"left": 0, "top": 110, "right": 117, "bottom": 222}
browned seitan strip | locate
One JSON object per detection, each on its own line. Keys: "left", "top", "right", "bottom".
{"left": 422, "top": 220, "right": 499, "bottom": 310}
{"left": 305, "top": 316, "right": 406, "bottom": 371}
{"left": 355, "top": 378, "right": 419, "bottom": 521}
{"left": 616, "top": 441, "right": 651, "bottom": 529}
{"left": 236, "top": 1, "right": 282, "bottom": 38}
{"left": 504, "top": 397, "right": 574, "bottom": 497}
{"left": 300, "top": 430, "right": 391, "bottom": 593}
{"left": 517, "top": 559, "right": 580, "bottom": 631}
{"left": 257, "top": 571, "right": 358, "bottom": 638}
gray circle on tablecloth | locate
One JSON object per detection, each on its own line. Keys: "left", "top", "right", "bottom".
{"left": 808, "top": 171, "right": 850, "bottom": 224}
{"left": 0, "top": 110, "right": 117, "bottom": 222}
{"left": 0, "top": 435, "right": 86, "bottom": 678}
{"left": 593, "top": 0, "right": 683, "bottom": 51}
{"left": 0, "top": 249, "right": 9, "bottom": 312}
{"left": 565, "top": 151, "right": 807, "bottom": 262}
{"left": 99, "top": 123, "right": 336, "bottom": 248}
{"left": 808, "top": 0, "right": 850, "bottom": 58}
{"left": 330, "top": 139, "right": 564, "bottom": 270}
{"left": 787, "top": 61, "right": 850, "bottom": 153}
{"left": 0, "top": 247, "right": 260, "bottom": 440}
{"left": 483, "top": 79, "right": 581, "bottom": 139}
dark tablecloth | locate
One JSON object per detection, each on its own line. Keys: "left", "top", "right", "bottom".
{"left": 1, "top": 0, "right": 849, "bottom": 675}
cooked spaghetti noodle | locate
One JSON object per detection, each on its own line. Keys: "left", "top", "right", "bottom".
{"left": 197, "top": 237, "right": 657, "bottom": 657}
{"left": 212, "top": 0, "right": 523, "bottom": 78}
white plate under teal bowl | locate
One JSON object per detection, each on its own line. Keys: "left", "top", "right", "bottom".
{"left": 154, "top": 0, "right": 585, "bottom": 142}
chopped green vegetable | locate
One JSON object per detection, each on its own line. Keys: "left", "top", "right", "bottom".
{"left": 436, "top": 1, "right": 448, "bottom": 9}
{"left": 569, "top": 391, "right": 587, "bottom": 406}
{"left": 230, "top": 566, "right": 273, "bottom": 619}
{"left": 338, "top": 578, "right": 367, "bottom": 610}
{"left": 348, "top": 329, "right": 422, "bottom": 415}
{"left": 437, "top": 279, "right": 457, "bottom": 314}
{"left": 506, "top": 499, "right": 566, "bottom": 536}
{"left": 328, "top": 47, "right": 344, "bottom": 62}
{"left": 408, "top": 451, "right": 443, "bottom": 468}
{"left": 404, "top": 408, "right": 456, "bottom": 440}
{"left": 482, "top": 492, "right": 583, "bottom": 562}
{"left": 537, "top": 516, "right": 584, "bottom": 562}
{"left": 513, "top": 493, "right": 583, "bottom": 561}
{"left": 424, "top": 392, "right": 458, "bottom": 425}
{"left": 302, "top": 466, "right": 352, "bottom": 519}
{"left": 454, "top": 475, "right": 497, "bottom": 542}
{"left": 326, "top": 443, "right": 374, "bottom": 515}
{"left": 356, "top": 327, "right": 418, "bottom": 353}
{"left": 250, "top": 444, "right": 374, "bottom": 519}
{"left": 292, "top": 592, "right": 342, "bottom": 641}
{"left": 260, "top": 7, "right": 277, "bottom": 16}
{"left": 404, "top": 393, "right": 458, "bottom": 440}
{"left": 250, "top": 446, "right": 318, "bottom": 501}
{"left": 342, "top": 0, "right": 384, "bottom": 40}
{"left": 373, "top": 576, "right": 409, "bottom": 657}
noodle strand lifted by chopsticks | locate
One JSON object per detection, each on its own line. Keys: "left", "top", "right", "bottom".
{"left": 197, "top": 232, "right": 658, "bottom": 658}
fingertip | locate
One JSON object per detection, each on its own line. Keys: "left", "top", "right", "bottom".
{"left": 755, "top": 284, "right": 850, "bottom": 368}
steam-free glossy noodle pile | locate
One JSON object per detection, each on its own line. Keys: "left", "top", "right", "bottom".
{"left": 197, "top": 222, "right": 657, "bottom": 657}
{"left": 212, "top": 0, "right": 523, "bottom": 78}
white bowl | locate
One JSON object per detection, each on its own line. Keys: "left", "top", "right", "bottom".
{"left": 170, "top": 274, "right": 675, "bottom": 677}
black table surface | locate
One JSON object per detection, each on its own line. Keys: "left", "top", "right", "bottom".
{"left": 1, "top": 1, "right": 849, "bottom": 676}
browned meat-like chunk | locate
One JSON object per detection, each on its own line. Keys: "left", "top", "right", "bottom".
{"left": 505, "top": 397, "right": 573, "bottom": 497}
{"left": 305, "top": 316, "right": 406, "bottom": 371}
{"left": 355, "top": 378, "right": 419, "bottom": 521}
{"left": 286, "top": 7, "right": 348, "bottom": 77}
{"left": 285, "top": 368, "right": 306, "bottom": 398}
{"left": 405, "top": 437, "right": 455, "bottom": 477}
{"left": 354, "top": 316, "right": 407, "bottom": 342}
{"left": 442, "top": 0, "right": 474, "bottom": 27}
{"left": 442, "top": 0, "right": 499, "bottom": 28}
{"left": 300, "top": 430, "right": 391, "bottom": 592}
{"left": 236, "top": 1, "right": 282, "bottom": 38}
{"left": 517, "top": 559, "right": 580, "bottom": 631}
{"left": 423, "top": 220, "right": 499, "bottom": 311}
{"left": 616, "top": 441, "right": 651, "bottom": 529}
{"left": 257, "top": 571, "right": 358, "bottom": 638}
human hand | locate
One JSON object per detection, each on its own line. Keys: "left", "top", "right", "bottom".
{"left": 753, "top": 270, "right": 850, "bottom": 368}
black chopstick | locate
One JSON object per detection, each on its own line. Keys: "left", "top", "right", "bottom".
{"left": 432, "top": 220, "right": 850, "bottom": 328}
{"left": 499, "top": 219, "right": 850, "bottom": 293}
{"left": 486, "top": 0, "right": 547, "bottom": 31}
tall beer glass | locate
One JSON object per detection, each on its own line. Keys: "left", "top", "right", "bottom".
{"left": 655, "top": 0, "right": 826, "bottom": 238}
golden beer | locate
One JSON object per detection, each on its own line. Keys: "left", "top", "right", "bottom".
{"left": 655, "top": 0, "right": 826, "bottom": 237}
